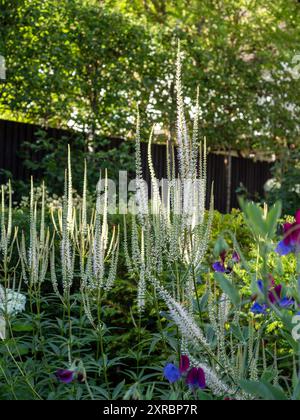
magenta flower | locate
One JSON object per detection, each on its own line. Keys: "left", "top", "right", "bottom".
{"left": 56, "top": 369, "right": 75, "bottom": 384}
{"left": 232, "top": 251, "right": 240, "bottom": 263}
{"left": 268, "top": 284, "right": 282, "bottom": 304}
{"left": 212, "top": 251, "right": 240, "bottom": 274}
{"left": 276, "top": 210, "right": 300, "bottom": 255}
{"left": 251, "top": 279, "right": 294, "bottom": 314}
{"left": 212, "top": 251, "right": 228, "bottom": 273}
{"left": 255, "top": 278, "right": 282, "bottom": 304}
{"left": 186, "top": 367, "right": 206, "bottom": 389}
{"left": 179, "top": 355, "right": 190, "bottom": 374}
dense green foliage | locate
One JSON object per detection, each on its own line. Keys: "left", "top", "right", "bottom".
{"left": 0, "top": 199, "right": 299, "bottom": 400}
{"left": 20, "top": 130, "right": 135, "bottom": 196}
{"left": 1, "top": 0, "right": 300, "bottom": 153}
{"left": 266, "top": 147, "right": 300, "bottom": 216}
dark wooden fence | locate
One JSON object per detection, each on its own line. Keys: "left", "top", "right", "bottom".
{"left": 0, "top": 119, "right": 272, "bottom": 213}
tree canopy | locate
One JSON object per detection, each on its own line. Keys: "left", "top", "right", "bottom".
{"left": 1, "top": 0, "right": 300, "bottom": 154}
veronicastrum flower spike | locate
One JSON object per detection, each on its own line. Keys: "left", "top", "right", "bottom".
{"left": 127, "top": 44, "right": 214, "bottom": 314}
{"left": 18, "top": 179, "right": 50, "bottom": 289}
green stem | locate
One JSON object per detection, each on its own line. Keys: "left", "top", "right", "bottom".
{"left": 192, "top": 266, "right": 202, "bottom": 321}
{"left": 153, "top": 287, "right": 168, "bottom": 353}
{"left": 137, "top": 314, "right": 141, "bottom": 373}
{"left": 96, "top": 288, "right": 110, "bottom": 397}
{"left": 4, "top": 342, "right": 43, "bottom": 400}
{"left": 0, "top": 362, "right": 17, "bottom": 400}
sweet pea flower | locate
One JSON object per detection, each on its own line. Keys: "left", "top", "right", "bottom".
{"left": 232, "top": 251, "right": 240, "bottom": 263}
{"left": 56, "top": 369, "right": 75, "bottom": 384}
{"left": 179, "top": 355, "right": 190, "bottom": 374}
{"left": 212, "top": 251, "right": 240, "bottom": 274}
{"left": 163, "top": 356, "right": 207, "bottom": 391}
{"left": 164, "top": 363, "right": 181, "bottom": 384}
{"left": 256, "top": 278, "right": 282, "bottom": 304}
{"left": 251, "top": 279, "right": 294, "bottom": 315}
{"left": 276, "top": 210, "right": 300, "bottom": 256}
{"left": 212, "top": 251, "right": 227, "bottom": 273}
{"left": 268, "top": 285, "right": 282, "bottom": 304}
{"left": 279, "top": 297, "right": 295, "bottom": 308}
{"left": 212, "top": 261, "right": 227, "bottom": 273}
{"left": 186, "top": 367, "right": 206, "bottom": 389}
{"left": 251, "top": 302, "right": 268, "bottom": 315}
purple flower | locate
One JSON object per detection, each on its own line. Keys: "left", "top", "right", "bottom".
{"left": 164, "top": 363, "right": 181, "bottom": 384}
{"left": 251, "top": 302, "right": 268, "bottom": 315}
{"left": 279, "top": 297, "right": 295, "bottom": 308}
{"left": 179, "top": 355, "right": 190, "bottom": 374}
{"left": 251, "top": 279, "right": 294, "bottom": 314}
{"left": 212, "top": 250, "right": 240, "bottom": 274}
{"left": 197, "top": 369, "right": 206, "bottom": 389}
{"left": 232, "top": 251, "right": 240, "bottom": 263}
{"left": 255, "top": 278, "right": 280, "bottom": 304}
{"left": 212, "top": 262, "right": 226, "bottom": 273}
{"left": 257, "top": 280, "right": 264, "bottom": 292}
{"left": 186, "top": 367, "right": 206, "bottom": 389}
{"left": 56, "top": 369, "right": 75, "bottom": 384}
{"left": 268, "top": 285, "right": 282, "bottom": 304}
{"left": 276, "top": 211, "right": 300, "bottom": 255}
{"left": 276, "top": 240, "right": 293, "bottom": 256}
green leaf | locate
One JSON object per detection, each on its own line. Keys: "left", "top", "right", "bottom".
{"left": 266, "top": 201, "right": 282, "bottom": 238}
{"left": 240, "top": 380, "right": 288, "bottom": 401}
{"left": 197, "top": 391, "right": 213, "bottom": 400}
{"left": 12, "top": 323, "right": 34, "bottom": 332}
{"left": 214, "top": 272, "right": 241, "bottom": 307}
{"left": 239, "top": 198, "right": 268, "bottom": 238}
{"left": 261, "top": 369, "right": 276, "bottom": 383}
{"left": 292, "top": 378, "right": 300, "bottom": 400}
{"left": 112, "top": 380, "right": 126, "bottom": 400}
{"left": 246, "top": 203, "right": 267, "bottom": 236}
{"left": 213, "top": 236, "right": 229, "bottom": 258}
{"left": 230, "top": 324, "right": 246, "bottom": 344}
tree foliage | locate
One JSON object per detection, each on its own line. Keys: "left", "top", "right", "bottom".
{"left": 0, "top": 0, "right": 167, "bottom": 137}
{"left": 114, "top": 0, "right": 300, "bottom": 153}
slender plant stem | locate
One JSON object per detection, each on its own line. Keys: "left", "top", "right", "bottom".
{"left": 96, "top": 288, "right": 110, "bottom": 396}
{"left": 4, "top": 342, "right": 43, "bottom": 400}
{"left": 153, "top": 287, "right": 168, "bottom": 353}
{"left": 0, "top": 362, "right": 17, "bottom": 400}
